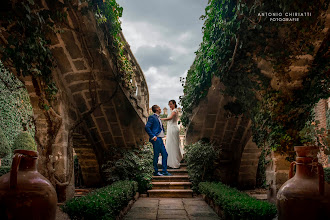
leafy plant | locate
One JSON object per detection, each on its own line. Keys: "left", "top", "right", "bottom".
{"left": 299, "top": 120, "right": 330, "bottom": 154}
{"left": 12, "top": 131, "right": 37, "bottom": 151}
{"left": 184, "top": 141, "right": 220, "bottom": 191}
{"left": 325, "top": 167, "right": 330, "bottom": 183}
{"left": 61, "top": 180, "right": 138, "bottom": 220}
{"left": 0, "top": 61, "right": 35, "bottom": 164}
{"left": 199, "top": 182, "right": 277, "bottom": 220}
{"left": 0, "top": 128, "right": 11, "bottom": 159}
{"left": 0, "top": 166, "right": 10, "bottom": 177}
{"left": 256, "top": 147, "right": 271, "bottom": 188}
{"left": 101, "top": 144, "right": 153, "bottom": 193}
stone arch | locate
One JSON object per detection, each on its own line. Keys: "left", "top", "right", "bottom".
{"left": 185, "top": 77, "right": 253, "bottom": 185}
{"left": 238, "top": 137, "right": 261, "bottom": 189}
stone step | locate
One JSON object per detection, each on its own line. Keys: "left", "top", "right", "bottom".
{"left": 147, "top": 189, "right": 193, "bottom": 198}
{"left": 159, "top": 169, "right": 187, "bottom": 174}
{"left": 152, "top": 182, "right": 192, "bottom": 189}
{"left": 158, "top": 163, "right": 187, "bottom": 169}
{"left": 152, "top": 175, "right": 189, "bottom": 182}
{"left": 180, "top": 163, "right": 187, "bottom": 168}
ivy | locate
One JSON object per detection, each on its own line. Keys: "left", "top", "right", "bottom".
{"left": 0, "top": 61, "right": 35, "bottom": 165}
{"left": 181, "top": 0, "right": 330, "bottom": 154}
{"left": 0, "top": 0, "right": 63, "bottom": 101}
{"left": 91, "top": 0, "right": 135, "bottom": 89}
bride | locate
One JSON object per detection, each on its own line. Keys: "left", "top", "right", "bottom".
{"left": 160, "top": 100, "right": 183, "bottom": 168}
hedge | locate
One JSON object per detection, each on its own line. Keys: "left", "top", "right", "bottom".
{"left": 0, "top": 166, "right": 10, "bottom": 177}
{"left": 61, "top": 180, "right": 138, "bottom": 220}
{"left": 199, "top": 182, "right": 277, "bottom": 220}
{"left": 325, "top": 167, "right": 330, "bottom": 183}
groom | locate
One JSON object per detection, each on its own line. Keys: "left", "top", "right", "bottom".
{"left": 145, "top": 105, "right": 171, "bottom": 176}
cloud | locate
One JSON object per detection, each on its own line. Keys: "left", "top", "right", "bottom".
{"left": 117, "top": 0, "right": 208, "bottom": 108}
{"left": 135, "top": 45, "right": 175, "bottom": 69}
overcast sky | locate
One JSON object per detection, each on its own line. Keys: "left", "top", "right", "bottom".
{"left": 117, "top": 0, "right": 208, "bottom": 109}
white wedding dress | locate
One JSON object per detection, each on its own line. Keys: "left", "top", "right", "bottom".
{"left": 159, "top": 108, "right": 183, "bottom": 168}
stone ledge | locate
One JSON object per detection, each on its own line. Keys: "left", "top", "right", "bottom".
{"left": 117, "top": 192, "right": 140, "bottom": 220}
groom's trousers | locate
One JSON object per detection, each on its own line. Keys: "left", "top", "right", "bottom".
{"left": 151, "top": 137, "right": 168, "bottom": 173}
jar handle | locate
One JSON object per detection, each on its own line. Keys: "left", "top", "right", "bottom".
{"left": 10, "top": 153, "right": 23, "bottom": 189}
{"left": 317, "top": 163, "right": 324, "bottom": 195}
{"left": 289, "top": 161, "right": 296, "bottom": 179}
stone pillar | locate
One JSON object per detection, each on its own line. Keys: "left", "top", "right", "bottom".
{"left": 266, "top": 151, "right": 291, "bottom": 204}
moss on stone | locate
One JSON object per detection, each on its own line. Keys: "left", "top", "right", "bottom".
{"left": 13, "top": 131, "right": 37, "bottom": 151}
{"left": 0, "top": 128, "right": 11, "bottom": 158}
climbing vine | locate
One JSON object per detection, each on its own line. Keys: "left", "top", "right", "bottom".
{"left": 181, "top": 0, "right": 330, "bottom": 154}
{"left": 0, "top": 0, "right": 62, "bottom": 102}
{"left": 0, "top": 61, "right": 35, "bottom": 166}
{"left": 91, "top": 0, "right": 135, "bottom": 89}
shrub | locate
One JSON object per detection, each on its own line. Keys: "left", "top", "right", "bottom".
{"left": 0, "top": 60, "right": 35, "bottom": 165}
{"left": 184, "top": 140, "right": 220, "bottom": 191}
{"left": 199, "top": 182, "right": 277, "bottom": 220}
{"left": 0, "top": 128, "right": 10, "bottom": 158}
{"left": 12, "top": 131, "right": 37, "bottom": 151}
{"left": 0, "top": 166, "right": 10, "bottom": 177}
{"left": 101, "top": 144, "right": 153, "bottom": 193}
{"left": 325, "top": 167, "right": 330, "bottom": 183}
{"left": 62, "top": 180, "right": 138, "bottom": 220}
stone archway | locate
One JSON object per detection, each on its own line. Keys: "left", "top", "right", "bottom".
{"left": 185, "top": 77, "right": 253, "bottom": 185}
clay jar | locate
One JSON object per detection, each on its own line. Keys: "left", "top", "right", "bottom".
{"left": 0, "top": 150, "right": 57, "bottom": 220}
{"left": 277, "top": 146, "right": 330, "bottom": 220}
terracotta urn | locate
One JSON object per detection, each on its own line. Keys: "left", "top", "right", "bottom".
{"left": 277, "top": 146, "right": 330, "bottom": 220}
{"left": 0, "top": 150, "right": 57, "bottom": 220}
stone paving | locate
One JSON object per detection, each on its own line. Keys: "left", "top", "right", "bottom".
{"left": 124, "top": 197, "right": 220, "bottom": 220}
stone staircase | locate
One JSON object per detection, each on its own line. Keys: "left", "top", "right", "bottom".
{"left": 147, "top": 163, "right": 193, "bottom": 198}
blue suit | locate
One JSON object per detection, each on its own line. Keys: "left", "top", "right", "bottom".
{"left": 145, "top": 114, "right": 168, "bottom": 173}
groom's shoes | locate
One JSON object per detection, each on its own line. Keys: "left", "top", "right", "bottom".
{"left": 161, "top": 172, "right": 172, "bottom": 176}
{"left": 153, "top": 172, "right": 163, "bottom": 176}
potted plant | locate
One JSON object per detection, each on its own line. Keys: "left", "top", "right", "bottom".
{"left": 0, "top": 131, "right": 58, "bottom": 220}
{"left": 276, "top": 120, "right": 330, "bottom": 220}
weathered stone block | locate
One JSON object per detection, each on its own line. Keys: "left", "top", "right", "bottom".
{"left": 69, "top": 82, "right": 91, "bottom": 93}
{"left": 95, "top": 117, "right": 109, "bottom": 132}
{"left": 60, "top": 30, "right": 82, "bottom": 59}
{"left": 73, "top": 60, "right": 87, "bottom": 71}
{"left": 105, "top": 108, "right": 117, "bottom": 122}
{"left": 101, "top": 132, "right": 114, "bottom": 144}
{"left": 64, "top": 72, "right": 90, "bottom": 83}
{"left": 204, "top": 114, "right": 216, "bottom": 128}
{"left": 52, "top": 47, "right": 73, "bottom": 73}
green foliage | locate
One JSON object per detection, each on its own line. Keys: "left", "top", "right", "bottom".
{"left": 101, "top": 144, "right": 153, "bottom": 193}
{"left": 0, "top": 61, "right": 35, "bottom": 165}
{"left": 0, "top": 166, "right": 11, "bottom": 177}
{"left": 92, "top": 0, "right": 135, "bottom": 89}
{"left": 62, "top": 180, "right": 138, "bottom": 220}
{"left": 180, "top": 0, "right": 330, "bottom": 154}
{"left": 327, "top": 109, "right": 330, "bottom": 130}
{"left": 184, "top": 141, "right": 220, "bottom": 191}
{"left": 12, "top": 131, "right": 37, "bottom": 151}
{"left": 199, "top": 182, "right": 277, "bottom": 220}
{"left": 325, "top": 167, "right": 330, "bottom": 183}
{"left": 0, "top": 0, "right": 62, "bottom": 100}
{"left": 256, "top": 148, "right": 271, "bottom": 188}
{"left": 0, "top": 128, "right": 11, "bottom": 158}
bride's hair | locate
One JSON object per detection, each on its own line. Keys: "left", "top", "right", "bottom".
{"left": 169, "top": 100, "right": 177, "bottom": 108}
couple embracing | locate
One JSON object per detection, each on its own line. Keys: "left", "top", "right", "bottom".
{"left": 145, "top": 100, "right": 183, "bottom": 176}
